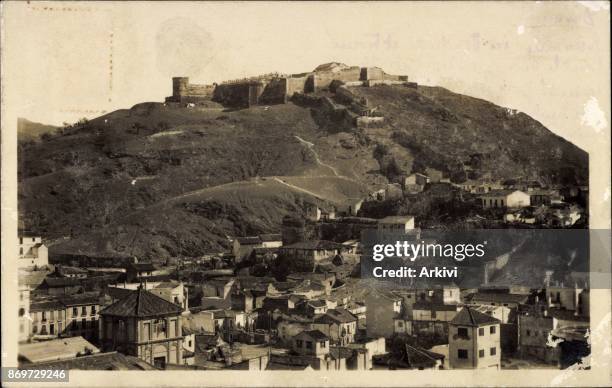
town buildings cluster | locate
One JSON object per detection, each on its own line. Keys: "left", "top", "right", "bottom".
{"left": 17, "top": 200, "right": 589, "bottom": 370}
{"left": 15, "top": 63, "right": 589, "bottom": 371}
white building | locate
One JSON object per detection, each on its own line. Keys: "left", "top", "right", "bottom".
{"left": 377, "top": 216, "right": 415, "bottom": 233}
{"left": 481, "top": 190, "right": 530, "bottom": 209}
{"left": 18, "top": 236, "right": 48, "bottom": 269}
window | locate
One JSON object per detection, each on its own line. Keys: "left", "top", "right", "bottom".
{"left": 490, "top": 326, "right": 496, "bottom": 334}
{"left": 458, "top": 349, "right": 468, "bottom": 359}
{"left": 82, "top": 306, "right": 87, "bottom": 315}
{"left": 19, "top": 308, "right": 25, "bottom": 317}
{"left": 50, "top": 323, "right": 55, "bottom": 335}
{"left": 490, "top": 347, "right": 497, "bottom": 356}
{"left": 296, "top": 340, "right": 303, "bottom": 348}
{"left": 73, "top": 307, "right": 78, "bottom": 317}
{"left": 117, "top": 319, "right": 126, "bottom": 340}
{"left": 143, "top": 322, "right": 150, "bottom": 341}
{"left": 91, "top": 306, "right": 96, "bottom": 315}
{"left": 42, "top": 311, "right": 47, "bottom": 321}
{"left": 398, "top": 321, "right": 403, "bottom": 328}
{"left": 478, "top": 327, "right": 484, "bottom": 336}
{"left": 479, "top": 349, "right": 485, "bottom": 358}
{"left": 306, "top": 341, "right": 312, "bottom": 350}
{"left": 320, "top": 341, "right": 326, "bottom": 348}
{"left": 457, "top": 327, "right": 469, "bottom": 338}
{"left": 526, "top": 329, "right": 531, "bottom": 336}
{"left": 19, "top": 247, "right": 23, "bottom": 255}
{"left": 33, "top": 324, "right": 38, "bottom": 334}
{"left": 431, "top": 310, "right": 437, "bottom": 319}
{"left": 153, "top": 319, "right": 167, "bottom": 337}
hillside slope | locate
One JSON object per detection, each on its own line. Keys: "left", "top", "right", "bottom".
{"left": 18, "top": 81, "right": 587, "bottom": 260}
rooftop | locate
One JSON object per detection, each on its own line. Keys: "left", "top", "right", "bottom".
{"left": 19, "top": 337, "right": 100, "bottom": 363}
{"left": 24, "top": 351, "right": 156, "bottom": 370}
{"left": 259, "top": 233, "right": 282, "bottom": 242}
{"left": 296, "top": 329, "right": 329, "bottom": 341}
{"left": 99, "top": 287, "right": 183, "bottom": 318}
{"left": 314, "top": 308, "right": 357, "bottom": 324}
{"left": 469, "top": 292, "right": 529, "bottom": 304}
{"left": 450, "top": 307, "right": 500, "bottom": 327}
{"left": 282, "top": 240, "right": 344, "bottom": 251}
{"left": 236, "top": 236, "right": 262, "bottom": 245}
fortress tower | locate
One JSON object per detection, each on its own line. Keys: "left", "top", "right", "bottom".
{"left": 172, "top": 77, "right": 189, "bottom": 100}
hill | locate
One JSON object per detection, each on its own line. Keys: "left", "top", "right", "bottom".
{"left": 17, "top": 118, "right": 58, "bottom": 142}
{"left": 18, "top": 67, "right": 587, "bottom": 260}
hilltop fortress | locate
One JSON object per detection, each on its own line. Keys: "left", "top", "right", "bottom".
{"left": 165, "top": 62, "right": 415, "bottom": 108}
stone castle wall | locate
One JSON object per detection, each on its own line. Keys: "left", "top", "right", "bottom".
{"left": 167, "top": 66, "right": 409, "bottom": 107}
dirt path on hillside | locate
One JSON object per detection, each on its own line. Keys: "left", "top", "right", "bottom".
{"left": 294, "top": 135, "right": 340, "bottom": 177}
{"left": 271, "top": 177, "right": 324, "bottom": 200}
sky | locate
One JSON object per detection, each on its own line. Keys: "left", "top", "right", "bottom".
{"left": 2, "top": 1, "right": 610, "bottom": 154}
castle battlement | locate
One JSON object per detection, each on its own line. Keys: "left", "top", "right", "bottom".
{"left": 166, "top": 64, "right": 411, "bottom": 108}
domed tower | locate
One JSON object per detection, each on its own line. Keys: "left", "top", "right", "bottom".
{"left": 172, "top": 77, "right": 189, "bottom": 101}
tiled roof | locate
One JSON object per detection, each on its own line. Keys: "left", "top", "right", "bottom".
{"left": 104, "top": 287, "right": 135, "bottom": 301}
{"left": 153, "top": 281, "right": 181, "bottom": 289}
{"left": 296, "top": 329, "right": 329, "bottom": 341}
{"left": 19, "top": 336, "right": 99, "bottom": 363}
{"left": 282, "top": 240, "right": 344, "bottom": 251}
{"left": 58, "top": 293, "right": 100, "bottom": 307}
{"left": 314, "top": 308, "right": 357, "bottom": 324}
{"left": 259, "top": 233, "right": 282, "bottom": 242}
{"left": 30, "top": 299, "right": 65, "bottom": 312}
{"left": 412, "top": 302, "right": 459, "bottom": 312}
{"left": 480, "top": 189, "right": 525, "bottom": 197}
{"left": 99, "top": 287, "right": 183, "bottom": 318}
{"left": 236, "top": 236, "right": 262, "bottom": 245}
{"left": 548, "top": 308, "right": 589, "bottom": 322}
{"left": 25, "top": 351, "right": 156, "bottom": 370}
{"left": 308, "top": 300, "right": 327, "bottom": 308}
{"left": 403, "top": 344, "right": 444, "bottom": 368}
{"left": 450, "top": 307, "right": 500, "bottom": 327}
{"left": 469, "top": 292, "right": 528, "bottom": 304}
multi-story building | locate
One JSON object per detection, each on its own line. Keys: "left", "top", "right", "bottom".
{"left": 293, "top": 330, "right": 330, "bottom": 358}
{"left": 448, "top": 307, "right": 501, "bottom": 369}
{"left": 99, "top": 287, "right": 184, "bottom": 369}
{"left": 312, "top": 308, "right": 358, "bottom": 346}
{"left": 18, "top": 236, "right": 48, "bottom": 269}
{"left": 29, "top": 293, "right": 101, "bottom": 341}
{"left": 150, "top": 281, "right": 189, "bottom": 312}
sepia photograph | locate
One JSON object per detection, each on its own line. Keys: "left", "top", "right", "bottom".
{"left": 1, "top": 1, "right": 610, "bottom": 387}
